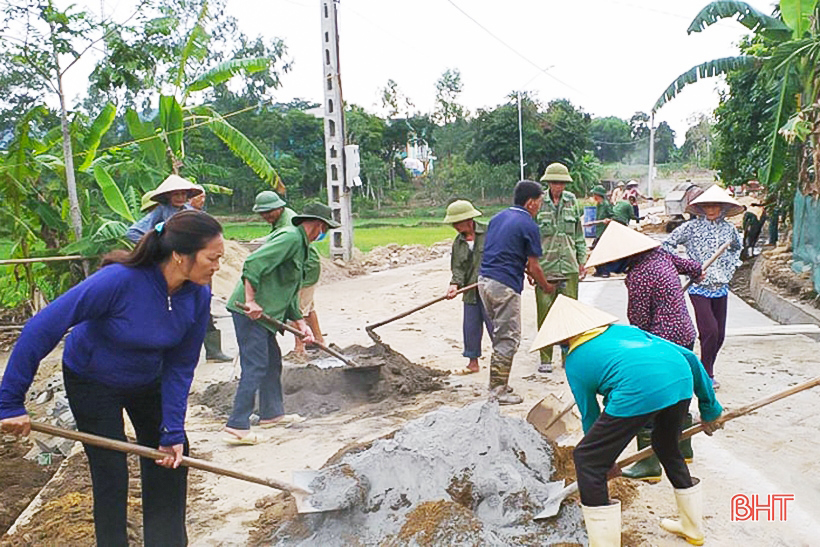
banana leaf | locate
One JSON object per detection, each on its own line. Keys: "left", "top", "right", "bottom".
{"left": 78, "top": 102, "right": 116, "bottom": 172}
{"left": 185, "top": 57, "right": 269, "bottom": 94}
{"left": 687, "top": 1, "right": 792, "bottom": 41}
{"left": 125, "top": 108, "right": 167, "bottom": 171}
{"left": 160, "top": 95, "right": 184, "bottom": 160}
{"left": 93, "top": 165, "right": 135, "bottom": 223}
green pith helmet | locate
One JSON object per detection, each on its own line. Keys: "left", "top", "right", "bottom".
{"left": 293, "top": 201, "right": 342, "bottom": 229}
{"left": 442, "top": 200, "right": 482, "bottom": 224}
{"left": 591, "top": 185, "right": 607, "bottom": 197}
{"left": 540, "top": 162, "right": 573, "bottom": 183}
{"left": 252, "top": 190, "right": 286, "bottom": 213}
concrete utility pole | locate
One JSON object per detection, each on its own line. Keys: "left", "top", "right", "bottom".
{"left": 320, "top": 0, "right": 353, "bottom": 260}
{"left": 648, "top": 110, "right": 656, "bottom": 200}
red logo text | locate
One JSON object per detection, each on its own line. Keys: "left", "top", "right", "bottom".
{"left": 731, "top": 494, "right": 794, "bottom": 521}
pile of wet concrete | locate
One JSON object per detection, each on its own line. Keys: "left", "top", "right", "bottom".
{"left": 248, "top": 402, "right": 587, "bottom": 546}
{"left": 192, "top": 343, "right": 448, "bottom": 418}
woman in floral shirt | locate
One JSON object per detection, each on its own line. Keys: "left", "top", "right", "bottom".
{"left": 662, "top": 185, "right": 743, "bottom": 390}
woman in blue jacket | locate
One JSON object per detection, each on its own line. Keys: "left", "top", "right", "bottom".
{"left": 0, "top": 210, "right": 223, "bottom": 546}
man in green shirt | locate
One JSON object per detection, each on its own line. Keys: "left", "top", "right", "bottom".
{"left": 536, "top": 162, "right": 587, "bottom": 373}
{"left": 252, "top": 190, "right": 296, "bottom": 236}
{"left": 591, "top": 185, "right": 614, "bottom": 278}
{"left": 612, "top": 198, "right": 637, "bottom": 226}
{"left": 224, "top": 202, "right": 339, "bottom": 443}
{"left": 443, "top": 200, "right": 491, "bottom": 375}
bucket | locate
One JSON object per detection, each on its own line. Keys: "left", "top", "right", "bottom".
{"left": 583, "top": 206, "right": 597, "bottom": 238}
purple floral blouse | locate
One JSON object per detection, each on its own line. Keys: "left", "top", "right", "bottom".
{"left": 626, "top": 248, "right": 702, "bottom": 348}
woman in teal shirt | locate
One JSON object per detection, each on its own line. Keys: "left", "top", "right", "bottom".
{"left": 531, "top": 295, "right": 722, "bottom": 546}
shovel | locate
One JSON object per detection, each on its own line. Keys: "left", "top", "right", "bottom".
{"left": 533, "top": 374, "right": 820, "bottom": 519}
{"left": 28, "top": 421, "right": 316, "bottom": 506}
{"left": 365, "top": 283, "right": 478, "bottom": 344}
{"left": 239, "top": 304, "right": 377, "bottom": 370}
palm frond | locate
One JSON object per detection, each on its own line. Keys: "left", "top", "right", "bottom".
{"left": 78, "top": 102, "right": 116, "bottom": 172}
{"left": 125, "top": 108, "right": 167, "bottom": 171}
{"left": 192, "top": 105, "right": 283, "bottom": 190}
{"left": 761, "top": 67, "right": 794, "bottom": 186}
{"left": 184, "top": 57, "right": 270, "bottom": 95}
{"left": 175, "top": 3, "right": 210, "bottom": 90}
{"left": 687, "top": 1, "right": 792, "bottom": 41}
{"left": 159, "top": 95, "right": 184, "bottom": 160}
{"left": 654, "top": 56, "right": 760, "bottom": 111}
{"left": 93, "top": 165, "right": 135, "bottom": 223}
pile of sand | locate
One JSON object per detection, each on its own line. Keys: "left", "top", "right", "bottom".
{"left": 191, "top": 344, "right": 447, "bottom": 419}
{"left": 211, "top": 239, "right": 249, "bottom": 301}
{"left": 359, "top": 243, "right": 451, "bottom": 273}
{"left": 249, "top": 402, "right": 587, "bottom": 546}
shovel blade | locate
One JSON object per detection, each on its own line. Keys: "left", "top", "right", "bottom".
{"left": 292, "top": 470, "right": 322, "bottom": 513}
{"left": 534, "top": 480, "right": 578, "bottom": 520}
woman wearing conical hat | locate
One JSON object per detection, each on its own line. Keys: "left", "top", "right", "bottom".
{"left": 530, "top": 296, "right": 722, "bottom": 547}
{"left": 126, "top": 175, "right": 203, "bottom": 243}
{"left": 586, "top": 221, "right": 704, "bottom": 483}
{"left": 662, "top": 185, "right": 743, "bottom": 390}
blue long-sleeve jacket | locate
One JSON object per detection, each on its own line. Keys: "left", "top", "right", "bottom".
{"left": 126, "top": 203, "right": 192, "bottom": 243}
{"left": 566, "top": 325, "right": 722, "bottom": 433}
{"left": 0, "top": 264, "right": 210, "bottom": 446}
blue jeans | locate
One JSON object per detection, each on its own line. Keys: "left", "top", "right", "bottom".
{"left": 227, "top": 312, "right": 284, "bottom": 429}
{"left": 463, "top": 299, "right": 493, "bottom": 358}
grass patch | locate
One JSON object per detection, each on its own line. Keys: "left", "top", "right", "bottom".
{"left": 221, "top": 222, "right": 455, "bottom": 256}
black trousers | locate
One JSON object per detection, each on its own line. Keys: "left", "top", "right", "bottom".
{"left": 573, "top": 398, "right": 694, "bottom": 506}
{"left": 63, "top": 365, "right": 189, "bottom": 547}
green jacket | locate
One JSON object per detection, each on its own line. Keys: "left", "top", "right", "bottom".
{"left": 449, "top": 221, "right": 486, "bottom": 304}
{"left": 594, "top": 200, "right": 614, "bottom": 239}
{"left": 538, "top": 190, "right": 587, "bottom": 275}
{"left": 302, "top": 245, "right": 321, "bottom": 288}
{"left": 227, "top": 225, "right": 309, "bottom": 331}
{"left": 612, "top": 200, "right": 636, "bottom": 226}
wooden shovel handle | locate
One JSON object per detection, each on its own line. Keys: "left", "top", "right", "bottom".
{"left": 616, "top": 374, "right": 820, "bottom": 469}
{"left": 30, "top": 421, "right": 310, "bottom": 495}
{"left": 237, "top": 304, "right": 361, "bottom": 368}
{"left": 681, "top": 241, "right": 731, "bottom": 292}
{"left": 366, "top": 283, "right": 478, "bottom": 331}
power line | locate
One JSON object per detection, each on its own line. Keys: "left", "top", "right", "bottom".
{"left": 444, "top": 0, "right": 583, "bottom": 96}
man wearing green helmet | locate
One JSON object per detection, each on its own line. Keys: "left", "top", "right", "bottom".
{"left": 252, "top": 190, "right": 296, "bottom": 236}
{"left": 536, "top": 162, "right": 587, "bottom": 373}
{"left": 590, "top": 184, "right": 614, "bottom": 278}
{"left": 443, "top": 200, "right": 492, "bottom": 375}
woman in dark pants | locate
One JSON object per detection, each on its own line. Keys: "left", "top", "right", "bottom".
{"left": 663, "top": 185, "right": 743, "bottom": 390}
{"left": 531, "top": 295, "right": 722, "bottom": 546}
{"left": 0, "top": 210, "right": 224, "bottom": 546}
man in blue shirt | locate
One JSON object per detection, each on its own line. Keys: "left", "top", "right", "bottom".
{"left": 531, "top": 295, "right": 722, "bottom": 546}
{"left": 478, "top": 180, "right": 554, "bottom": 405}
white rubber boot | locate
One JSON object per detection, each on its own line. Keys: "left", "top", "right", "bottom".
{"left": 581, "top": 499, "right": 621, "bottom": 547}
{"left": 660, "top": 479, "right": 704, "bottom": 546}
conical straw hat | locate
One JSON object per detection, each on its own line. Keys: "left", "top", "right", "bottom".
{"left": 151, "top": 174, "right": 203, "bottom": 202}
{"left": 685, "top": 184, "right": 745, "bottom": 217}
{"left": 530, "top": 294, "right": 618, "bottom": 352}
{"left": 585, "top": 221, "right": 660, "bottom": 268}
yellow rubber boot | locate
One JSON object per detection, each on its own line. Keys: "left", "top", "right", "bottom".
{"left": 581, "top": 499, "right": 621, "bottom": 547}
{"left": 660, "top": 479, "right": 705, "bottom": 546}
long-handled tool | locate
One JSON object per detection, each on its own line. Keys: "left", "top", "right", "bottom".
{"left": 534, "top": 374, "right": 820, "bottom": 519}
{"left": 29, "top": 421, "right": 310, "bottom": 495}
{"left": 681, "top": 241, "right": 731, "bottom": 292}
{"left": 365, "top": 283, "right": 478, "bottom": 344}
{"left": 238, "top": 304, "right": 375, "bottom": 370}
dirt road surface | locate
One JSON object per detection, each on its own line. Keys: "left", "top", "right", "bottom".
{"left": 4, "top": 254, "right": 820, "bottom": 545}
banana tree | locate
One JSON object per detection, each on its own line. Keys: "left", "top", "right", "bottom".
{"left": 123, "top": 2, "right": 283, "bottom": 194}
{"left": 653, "top": 0, "right": 820, "bottom": 195}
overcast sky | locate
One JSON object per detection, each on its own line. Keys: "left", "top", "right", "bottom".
{"left": 76, "top": 0, "right": 776, "bottom": 145}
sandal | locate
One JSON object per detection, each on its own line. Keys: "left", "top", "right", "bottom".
{"left": 453, "top": 366, "right": 480, "bottom": 376}
{"left": 259, "top": 414, "right": 306, "bottom": 427}
{"left": 223, "top": 431, "right": 262, "bottom": 445}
